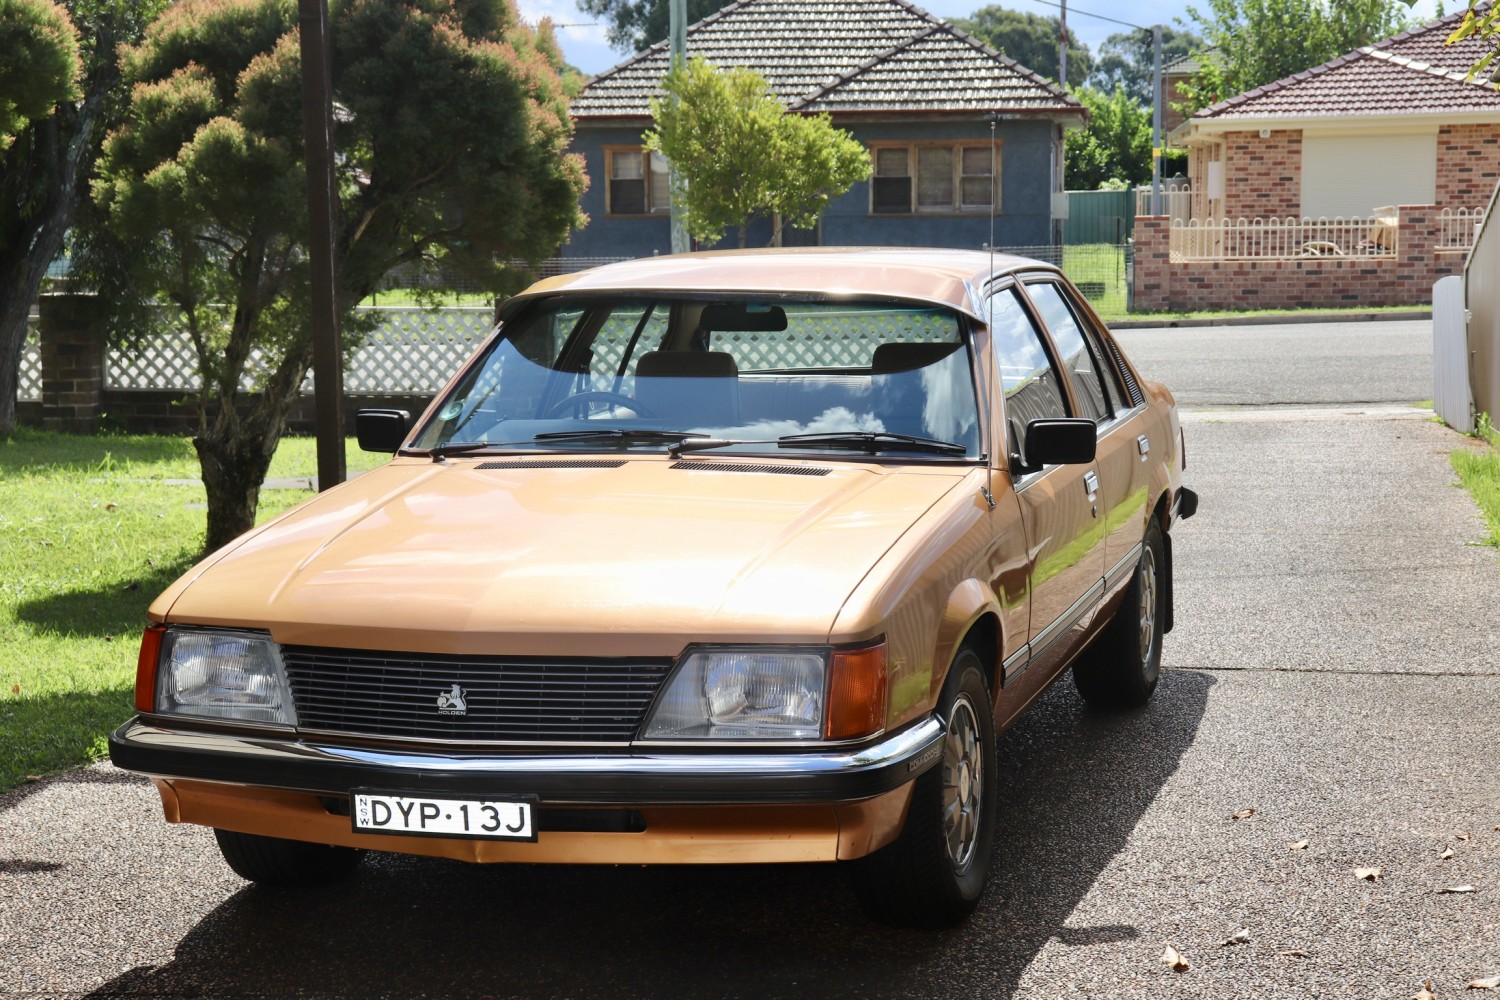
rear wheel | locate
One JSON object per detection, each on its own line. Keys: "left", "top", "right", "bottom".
{"left": 851, "top": 648, "right": 997, "bottom": 928}
{"left": 1073, "top": 519, "right": 1165, "bottom": 708}
{"left": 214, "top": 829, "right": 365, "bottom": 887}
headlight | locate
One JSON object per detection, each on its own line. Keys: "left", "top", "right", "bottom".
{"left": 153, "top": 628, "right": 297, "bottom": 726}
{"left": 641, "top": 643, "right": 888, "bottom": 742}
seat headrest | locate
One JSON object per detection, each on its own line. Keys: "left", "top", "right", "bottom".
{"left": 871, "top": 342, "right": 962, "bottom": 375}
{"left": 636, "top": 351, "right": 739, "bottom": 379}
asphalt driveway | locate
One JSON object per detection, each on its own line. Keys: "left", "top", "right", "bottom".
{"left": 3, "top": 319, "right": 1496, "bottom": 999}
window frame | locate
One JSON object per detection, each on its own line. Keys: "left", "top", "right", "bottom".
{"left": 604, "top": 146, "right": 672, "bottom": 218}
{"left": 867, "top": 140, "right": 1002, "bottom": 217}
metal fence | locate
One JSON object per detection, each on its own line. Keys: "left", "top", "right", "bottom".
{"left": 1134, "top": 183, "right": 1193, "bottom": 222}
{"left": 1437, "top": 207, "right": 1486, "bottom": 250}
{"left": 998, "top": 243, "right": 1131, "bottom": 316}
{"left": 1169, "top": 217, "right": 1396, "bottom": 261}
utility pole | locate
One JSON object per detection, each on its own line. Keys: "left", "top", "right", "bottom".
{"left": 1058, "top": 0, "right": 1068, "bottom": 87}
{"left": 1151, "top": 24, "right": 1163, "bottom": 217}
{"left": 298, "top": 0, "right": 345, "bottom": 490}
{"left": 667, "top": 0, "right": 690, "bottom": 254}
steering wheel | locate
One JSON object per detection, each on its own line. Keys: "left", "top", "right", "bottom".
{"left": 544, "top": 391, "right": 656, "bottom": 418}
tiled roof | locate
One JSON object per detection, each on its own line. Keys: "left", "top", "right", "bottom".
{"left": 571, "top": 0, "right": 1084, "bottom": 119}
{"left": 1193, "top": 6, "right": 1500, "bottom": 121}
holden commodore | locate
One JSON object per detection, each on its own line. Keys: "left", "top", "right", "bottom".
{"left": 110, "top": 248, "right": 1196, "bottom": 927}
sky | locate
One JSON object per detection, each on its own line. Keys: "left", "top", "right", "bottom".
{"left": 517, "top": 0, "right": 1451, "bottom": 79}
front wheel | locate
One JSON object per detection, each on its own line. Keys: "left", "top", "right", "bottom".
{"left": 1073, "top": 519, "right": 1166, "bottom": 708}
{"left": 851, "top": 648, "right": 997, "bottom": 928}
{"left": 214, "top": 829, "right": 365, "bottom": 887}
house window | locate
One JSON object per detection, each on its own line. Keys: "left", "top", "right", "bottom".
{"left": 606, "top": 148, "right": 671, "bottom": 216}
{"left": 870, "top": 142, "right": 999, "bottom": 215}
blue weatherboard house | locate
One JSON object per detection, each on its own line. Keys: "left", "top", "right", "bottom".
{"left": 562, "top": 0, "right": 1086, "bottom": 259}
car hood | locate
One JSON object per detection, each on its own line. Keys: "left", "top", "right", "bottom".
{"left": 158, "top": 457, "right": 969, "bottom": 657}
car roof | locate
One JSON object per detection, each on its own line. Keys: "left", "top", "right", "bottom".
{"left": 501, "top": 247, "right": 1057, "bottom": 323}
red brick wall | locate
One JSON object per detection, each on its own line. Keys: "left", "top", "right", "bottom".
{"left": 1436, "top": 123, "right": 1500, "bottom": 209}
{"left": 1221, "top": 130, "right": 1302, "bottom": 220}
{"left": 1132, "top": 205, "right": 1463, "bottom": 312}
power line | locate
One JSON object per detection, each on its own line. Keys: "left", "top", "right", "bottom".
{"left": 1016, "top": 0, "right": 1152, "bottom": 32}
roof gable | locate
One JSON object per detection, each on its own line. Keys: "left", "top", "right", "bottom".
{"left": 571, "top": 0, "right": 1083, "bottom": 119}
{"left": 1192, "top": 7, "right": 1500, "bottom": 122}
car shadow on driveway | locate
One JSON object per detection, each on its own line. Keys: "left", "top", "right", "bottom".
{"left": 85, "top": 670, "right": 1213, "bottom": 1000}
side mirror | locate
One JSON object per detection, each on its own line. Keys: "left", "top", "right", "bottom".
{"left": 356, "top": 409, "right": 411, "bottom": 454}
{"left": 1015, "top": 418, "right": 1096, "bottom": 473}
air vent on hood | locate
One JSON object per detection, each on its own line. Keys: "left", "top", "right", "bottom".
{"left": 475, "top": 459, "right": 628, "bottom": 470}
{"left": 670, "top": 461, "right": 831, "bottom": 477}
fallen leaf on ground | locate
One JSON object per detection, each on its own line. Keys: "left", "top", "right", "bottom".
{"left": 1442, "top": 847, "right": 1456, "bottom": 860}
{"left": 1456, "top": 831, "right": 1473, "bottom": 842}
{"left": 9, "top": 684, "right": 17, "bottom": 695}
{"left": 1232, "top": 808, "right": 1256, "bottom": 820}
{"left": 1438, "top": 885, "right": 1477, "bottom": 894}
{"left": 1354, "top": 867, "right": 1383, "bottom": 881}
{"left": 122, "top": 581, "right": 139, "bottom": 592}
{"left": 1276, "top": 949, "right": 1311, "bottom": 958}
{"left": 1416, "top": 982, "right": 1438, "bottom": 1000}
{"left": 1161, "top": 945, "right": 1189, "bottom": 972}
{"left": 1468, "top": 976, "right": 1500, "bottom": 990}
{"left": 104, "top": 502, "right": 118, "bottom": 511}
{"left": 1288, "top": 839, "right": 1309, "bottom": 850}
{"left": 1220, "top": 928, "right": 1250, "bottom": 947}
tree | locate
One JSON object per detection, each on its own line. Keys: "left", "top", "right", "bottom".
{"left": 0, "top": 0, "right": 81, "bottom": 149}
{"left": 91, "top": 0, "right": 586, "bottom": 553}
{"left": 1065, "top": 86, "right": 1153, "bottom": 191}
{"left": 0, "top": 0, "right": 164, "bottom": 438}
{"left": 576, "top": 0, "right": 730, "bottom": 52}
{"left": 1089, "top": 26, "right": 1203, "bottom": 105}
{"left": 1180, "top": 0, "right": 1410, "bottom": 111}
{"left": 1441, "top": 0, "right": 1499, "bottom": 82}
{"left": 952, "top": 6, "right": 1093, "bottom": 88}
{"left": 644, "top": 58, "right": 869, "bottom": 248}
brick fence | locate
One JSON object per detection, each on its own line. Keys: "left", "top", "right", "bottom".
{"left": 1133, "top": 204, "right": 1468, "bottom": 312}
{"left": 26, "top": 294, "right": 438, "bottom": 435}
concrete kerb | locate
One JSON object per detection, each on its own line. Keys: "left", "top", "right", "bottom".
{"left": 1108, "top": 308, "right": 1431, "bottom": 330}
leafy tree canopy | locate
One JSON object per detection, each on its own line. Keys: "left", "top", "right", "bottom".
{"left": 91, "top": 0, "right": 587, "bottom": 552}
{"left": 1089, "top": 26, "right": 1203, "bottom": 106}
{"left": 0, "top": 0, "right": 82, "bottom": 149}
{"left": 1180, "top": 0, "right": 1411, "bottom": 111}
{"left": 1065, "top": 85, "right": 1153, "bottom": 191}
{"left": 952, "top": 5, "right": 1093, "bottom": 88}
{"left": 645, "top": 57, "right": 869, "bottom": 248}
{"left": 1442, "top": 0, "right": 1499, "bottom": 82}
{"left": 576, "top": 0, "right": 729, "bottom": 52}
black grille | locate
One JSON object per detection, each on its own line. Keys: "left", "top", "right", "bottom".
{"left": 475, "top": 459, "right": 627, "bottom": 470}
{"left": 282, "top": 647, "right": 673, "bottom": 743}
{"left": 1105, "top": 338, "right": 1145, "bottom": 407}
{"left": 670, "top": 461, "right": 831, "bottom": 476}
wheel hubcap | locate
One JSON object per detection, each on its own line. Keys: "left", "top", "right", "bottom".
{"left": 1138, "top": 548, "right": 1158, "bottom": 663}
{"left": 941, "top": 694, "right": 984, "bottom": 872}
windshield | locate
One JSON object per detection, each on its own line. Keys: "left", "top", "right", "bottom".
{"left": 410, "top": 296, "right": 982, "bottom": 459}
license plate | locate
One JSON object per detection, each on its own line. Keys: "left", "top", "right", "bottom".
{"left": 351, "top": 789, "right": 536, "bottom": 841}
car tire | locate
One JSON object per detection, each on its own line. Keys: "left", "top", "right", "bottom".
{"left": 1073, "top": 519, "right": 1166, "bottom": 709}
{"left": 851, "top": 648, "right": 997, "bottom": 928}
{"left": 213, "top": 829, "right": 365, "bottom": 887}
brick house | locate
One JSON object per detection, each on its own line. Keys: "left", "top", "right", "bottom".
{"left": 560, "top": 0, "right": 1086, "bottom": 259}
{"left": 1135, "top": 11, "right": 1500, "bottom": 312}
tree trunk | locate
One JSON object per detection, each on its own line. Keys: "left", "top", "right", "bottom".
{"left": 195, "top": 422, "right": 278, "bottom": 554}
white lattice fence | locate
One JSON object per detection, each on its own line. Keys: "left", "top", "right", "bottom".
{"left": 107, "top": 305, "right": 494, "bottom": 394}
{"left": 716, "top": 309, "right": 956, "bottom": 370}
{"left": 18, "top": 313, "right": 41, "bottom": 401}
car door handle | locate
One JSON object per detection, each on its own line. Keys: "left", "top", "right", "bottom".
{"left": 1083, "top": 471, "right": 1099, "bottom": 497}
{"left": 1137, "top": 434, "right": 1150, "bottom": 460}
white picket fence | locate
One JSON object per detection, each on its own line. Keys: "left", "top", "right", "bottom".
{"left": 1437, "top": 207, "right": 1486, "bottom": 250}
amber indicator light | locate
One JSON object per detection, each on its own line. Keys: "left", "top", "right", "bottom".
{"left": 825, "top": 642, "right": 889, "bottom": 740}
{"left": 135, "top": 624, "right": 167, "bottom": 713}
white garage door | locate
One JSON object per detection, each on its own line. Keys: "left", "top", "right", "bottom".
{"left": 1301, "top": 131, "right": 1436, "bottom": 218}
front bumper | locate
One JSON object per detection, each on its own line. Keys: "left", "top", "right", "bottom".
{"left": 108, "top": 715, "right": 944, "bottom": 806}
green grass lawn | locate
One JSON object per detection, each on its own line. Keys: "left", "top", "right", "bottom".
{"left": 1452, "top": 416, "right": 1500, "bottom": 549}
{"left": 0, "top": 430, "right": 387, "bottom": 792}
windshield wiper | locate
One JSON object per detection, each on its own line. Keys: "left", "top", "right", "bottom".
{"left": 777, "top": 432, "right": 970, "bottom": 456}
{"left": 533, "top": 428, "right": 708, "bottom": 447}
{"left": 424, "top": 441, "right": 508, "bottom": 462}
